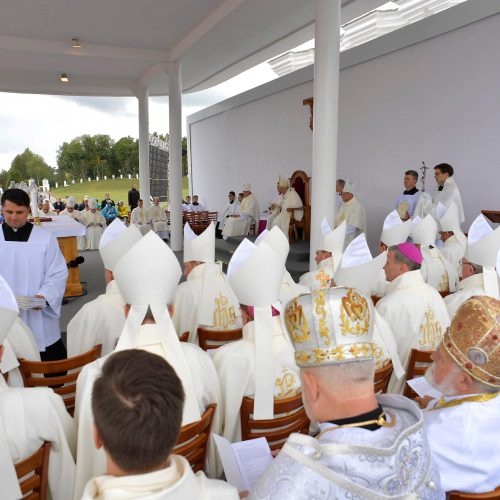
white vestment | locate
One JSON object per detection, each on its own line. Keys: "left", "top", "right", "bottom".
{"left": 0, "top": 226, "right": 68, "bottom": 351}
{"left": 393, "top": 189, "right": 422, "bottom": 218}
{"left": 298, "top": 258, "right": 334, "bottom": 291}
{"left": 130, "top": 207, "right": 152, "bottom": 235}
{"left": 66, "top": 280, "right": 125, "bottom": 358}
{"left": 267, "top": 189, "right": 303, "bottom": 236}
{"left": 82, "top": 211, "right": 106, "bottom": 250}
{"left": 420, "top": 246, "right": 459, "bottom": 293}
{"left": 41, "top": 209, "right": 57, "bottom": 217}
{"left": 376, "top": 271, "right": 450, "bottom": 393}
{"left": 59, "top": 210, "right": 86, "bottom": 249}
{"left": 222, "top": 194, "right": 260, "bottom": 238}
{"left": 279, "top": 271, "right": 309, "bottom": 306}
{"left": 81, "top": 455, "right": 238, "bottom": 500}
{"left": 73, "top": 324, "right": 221, "bottom": 499}
{"left": 0, "top": 378, "right": 76, "bottom": 500}
{"left": 212, "top": 316, "right": 301, "bottom": 443}
{"left": 444, "top": 273, "right": 486, "bottom": 319}
{"left": 172, "top": 263, "right": 242, "bottom": 344}
{"left": 371, "top": 269, "right": 388, "bottom": 298}
{"left": 424, "top": 393, "right": 500, "bottom": 494}
{"left": 250, "top": 394, "right": 443, "bottom": 499}
{"left": 335, "top": 197, "right": 367, "bottom": 248}
{"left": 439, "top": 235, "right": 466, "bottom": 278}
{"left": 148, "top": 205, "right": 169, "bottom": 239}
{"left": 432, "top": 177, "right": 465, "bottom": 223}
{"left": 219, "top": 201, "right": 240, "bottom": 230}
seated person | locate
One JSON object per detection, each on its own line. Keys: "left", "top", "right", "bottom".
{"left": 267, "top": 175, "right": 303, "bottom": 236}
{"left": 100, "top": 193, "right": 114, "bottom": 209}
{"left": 101, "top": 199, "right": 118, "bottom": 225}
{"left": 250, "top": 287, "right": 443, "bottom": 499}
{"left": 82, "top": 349, "right": 238, "bottom": 500}
{"left": 53, "top": 197, "right": 65, "bottom": 212}
{"left": 81, "top": 198, "right": 106, "bottom": 250}
{"left": 148, "top": 197, "right": 169, "bottom": 239}
{"left": 190, "top": 195, "right": 205, "bottom": 212}
{"left": 334, "top": 181, "right": 367, "bottom": 248}
{"left": 182, "top": 195, "right": 192, "bottom": 212}
{"left": 130, "top": 198, "right": 152, "bottom": 235}
{"left": 40, "top": 199, "right": 56, "bottom": 216}
{"left": 422, "top": 296, "right": 500, "bottom": 494}
{"left": 217, "top": 191, "right": 240, "bottom": 238}
{"left": 222, "top": 183, "right": 259, "bottom": 239}
{"left": 116, "top": 200, "right": 128, "bottom": 221}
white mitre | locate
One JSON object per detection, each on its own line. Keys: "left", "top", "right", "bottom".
{"left": 67, "top": 196, "right": 76, "bottom": 207}
{"left": 465, "top": 214, "right": 500, "bottom": 298}
{"left": 437, "top": 201, "right": 467, "bottom": 248}
{"left": 278, "top": 175, "right": 289, "bottom": 188}
{"left": 183, "top": 222, "right": 215, "bottom": 263}
{"left": 0, "top": 274, "right": 23, "bottom": 499}
{"left": 113, "top": 231, "right": 201, "bottom": 423}
{"left": 99, "top": 219, "right": 142, "bottom": 271}
{"left": 88, "top": 198, "right": 98, "bottom": 209}
{"left": 410, "top": 214, "right": 437, "bottom": 246}
{"left": 242, "top": 182, "right": 251, "bottom": 192}
{"left": 380, "top": 210, "right": 411, "bottom": 246}
{"left": 228, "top": 239, "right": 285, "bottom": 420}
{"left": 318, "top": 218, "right": 346, "bottom": 271}
{"left": 343, "top": 180, "right": 357, "bottom": 195}
{"left": 255, "top": 227, "right": 289, "bottom": 264}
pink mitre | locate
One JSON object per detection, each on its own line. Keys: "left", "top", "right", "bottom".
{"left": 397, "top": 242, "right": 422, "bottom": 265}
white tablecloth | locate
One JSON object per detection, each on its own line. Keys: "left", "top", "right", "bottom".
{"left": 37, "top": 215, "right": 86, "bottom": 237}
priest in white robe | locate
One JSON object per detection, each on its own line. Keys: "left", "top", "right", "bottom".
{"left": 130, "top": 198, "right": 152, "bottom": 235}
{"left": 392, "top": 169, "right": 422, "bottom": 220}
{"left": 213, "top": 238, "right": 301, "bottom": 443}
{"left": 59, "top": 196, "right": 86, "bottom": 250}
{"left": 376, "top": 243, "right": 450, "bottom": 393}
{"left": 267, "top": 176, "right": 303, "bottom": 236}
{"left": 217, "top": 191, "right": 240, "bottom": 235}
{"left": 82, "top": 198, "right": 106, "bottom": 250}
{"left": 299, "top": 219, "right": 345, "bottom": 291}
{"left": 172, "top": 222, "right": 242, "bottom": 344}
{"left": 0, "top": 274, "right": 76, "bottom": 500}
{"left": 431, "top": 163, "right": 465, "bottom": 224}
{"left": 73, "top": 231, "right": 221, "bottom": 499}
{"left": 334, "top": 180, "right": 367, "bottom": 248}
{"left": 66, "top": 220, "right": 142, "bottom": 358}
{"left": 437, "top": 202, "right": 466, "bottom": 278}
{"left": 148, "top": 196, "right": 169, "bottom": 239}
{"left": 250, "top": 287, "right": 443, "bottom": 500}
{"left": 422, "top": 296, "right": 500, "bottom": 494}
{"left": 222, "top": 183, "right": 260, "bottom": 238}
{"left": 40, "top": 199, "right": 57, "bottom": 217}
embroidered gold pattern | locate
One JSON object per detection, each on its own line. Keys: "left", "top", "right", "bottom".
{"left": 419, "top": 307, "right": 443, "bottom": 348}
{"left": 301, "top": 342, "right": 375, "bottom": 366}
{"left": 285, "top": 300, "right": 311, "bottom": 344}
{"left": 431, "top": 392, "right": 499, "bottom": 411}
{"left": 275, "top": 368, "right": 300, "bottom": 400}
{"left": 314, "top": 269, "right": 331, "bottom": 289}
{"left": 340, "top": 289, "right": 370, "bottom": 335}
{"left": 315, "top": 289, "right": 330, "bottom": 346}
{"left": 213, "top": 293, "right": 237, "bottom": 329}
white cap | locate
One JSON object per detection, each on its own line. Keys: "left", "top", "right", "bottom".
{"left": 88, "top": 198, "right": 98, "bottom": 209}
{"left": 465, "top": 214, "right": 500, "bottom": 268}
{"left": 99, "top": 219, "right": 142, "bottom": 271}
{"left": 437, "top": 202, "right": 461, "bottom": 232}
{"left": 255, "top": 227, "right": 289, "bottom": 264}
{"left": 318, "top": 218, "right": 346, "bottom": 271}
{"left": 183, "top": 222, "right": 215, "bottom": 263}
{"left": 410, "top": 214, "right": 437, "bottom": 246}
{"left": 343, "top": 180, "right": 357, "bottom": 195}
{"left": 67, "top": 196, "right": 76, "bottom": 206}
{"left": 278, "top": 176, "right": 289, "bottom": 188}
{"left": 242, "top": 182, "right": 251, "bottom": 192}
{"left": 334, "top": 234, "right": 387, "bottom": 292}
{"left": 42, "top": 199, "right": 50, "bottom": 205}
{"left": 380, "top": 211, "right": 411, "bottom": 246}
{"left": 0, "top": 274, "right": 19, "bottom": 344}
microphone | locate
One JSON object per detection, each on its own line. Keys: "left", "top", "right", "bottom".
{"left": 68, "top": 256, "right": 85, "bottom": 268}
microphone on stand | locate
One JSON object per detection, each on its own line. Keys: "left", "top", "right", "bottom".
{"left": 67, "top": 256, "right": 85, "bottom": 268}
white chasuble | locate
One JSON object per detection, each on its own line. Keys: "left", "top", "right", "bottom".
{"left": 222, "top": 194, "right": 259, "bottom": 237}
{"left": 219, "top": 201, "right": 240, "bottom": 230}
{"left": 440, "top": 235, "right": 466, "bottom": 277}
{"left": 0, "top": 227, "right": 68, "bottom": 351}
{"left": 420, "top": 246, "right": 458, "bottom": 293}
{"left": 298, "top": 258, "right": 334, "bottom": 292}
{"left": 267, "top": 189, "right": 303, "bottom": 236}
{"left": 444, "top": 273, "right": 487, "bottom": 320}
{"left": 148, "top": 205, "right": 169, "bottom": 238}
{"left": 130, "top": 207, "right": 152, "bottom": 235}
{"left": 335, "top": 197, "right": 367, "bottom": 248}
{"left": 376, "top": 270, "right": 450, "bottom": 393}
{"left": 212, "top": 316, "right": 301, "bottom": 443}
{"left": 82, "top": 210, "right": 106, "bottom": 250}
{"left": 66, "top": 280, "right": 125, "bottom": 358}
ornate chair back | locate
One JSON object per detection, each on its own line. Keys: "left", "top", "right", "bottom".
{"left": 289, "top": 170, "right": 311, "bottom": 241}
{"left": 15, "top": 441, "right": 51, "bottom": 500}
{"left": 198, "top": 327, "right": 243, "bottom": 351}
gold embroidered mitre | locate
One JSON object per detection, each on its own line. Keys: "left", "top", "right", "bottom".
{"left": 284, "top": 287, "right": 376, "bottom": 368}
{"left": 443, "top": 296, "right": 500, "bottom": 388}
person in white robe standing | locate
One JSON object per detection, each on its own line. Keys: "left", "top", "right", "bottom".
{"left": 82, "top": 198, "right": 106, "bottom": 250}
{"left": 148, "top": 196, "right": 169, "bottom": 239}
{"left": 267, "top": 176, "right": 303, "bottom": 237}
{"left": 0, "top": 274, "right": 76, "bottom": 500}
{"left": 335, "top": 178, "right": 344, "bottom": 212}
{"left": 392, "top": 169, "right": 422, "bottom": 220}
{"left": 299, "top": 219, "right": 345, "bottom": 291}
{"left": 334, "top": 180, "right": 367, "bottom": 248}
{"left": 0, "top": 188, "right": 68, "bottom": 359}
{"left": 172, "top": 222, "right": 242, "bottom": 344}
{"left": 73, "top": 231, "right": 221, "bottom": 499}
{"left": 222, "top": 183, "right": 259, "bottom": 238}
{"left": 130, "top": 198, "right": 152, "bottom": 235}
{"left": 81, "top": 349, "right": 238, "bottom": 500}
{"left": 431, "top": 163, "right": 465, "bottom": 224}
{"left": 213, "top": 237, "right": 301, "bottom": 443}
{"left": 59, "top": 196, "right": 86, "bottom": 250}
{"left": 422, "top": 296, "right": 500, "bottom": 494}
{"left": 376, "top": 243, "right": 450, "bottom": 393}
{"left": 250, "top": 287, "right": 443, "bottom": 500}
{"left": 436, "top": 202, "right": 466, "bottom": 277}
{"left": 66, "top": 219, "right": 142, "bottom": 357}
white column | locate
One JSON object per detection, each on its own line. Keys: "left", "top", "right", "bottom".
{"left": 310, "top": 0, "right": 341, "bottom": 269}
{"left": 167, "top": 61, "right": 183, "bottom": 252}
{"left": 137, "top": 87, "right": 150, "bottom": 204}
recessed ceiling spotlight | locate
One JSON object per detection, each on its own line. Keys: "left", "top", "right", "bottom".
{"left": 71, "top": 38, "right": 82, "bottom": 48}
{"left": 60, "top": 73, "right": 69, "bottom": 83}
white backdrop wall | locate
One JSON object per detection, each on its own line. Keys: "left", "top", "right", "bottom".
{"left": 188, "top": 12, "right": 500, "bottom": 251}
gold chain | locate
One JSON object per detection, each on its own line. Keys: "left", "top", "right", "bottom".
{"left": 430, "top": 392, "right": 499, "bottom": 411}
{"left": 316, "top": 411, "right": 395, "bottom": 439}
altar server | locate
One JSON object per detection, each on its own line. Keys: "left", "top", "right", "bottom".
{"left": 148, "top": 196, "right": 169, "bottom": 239}
{"left": 82, "top": 198, "right": 106, "bottom": 250}
{"left": 392, "top": 169, "right": 421, "bottom": 219}
{"left": 432, "top": 163, "right": 465, "bottom": 224}
{"left": 334, "top": 180, "right": 366, "bottom": 248}
{"left": 222, "top": 183, "right": 259, "bottom": 238}
{"left": 267, "top": 176, "right": 303, "bottom": 236}
{"left": 130, "top": 198, "right": 152, "bottom": 235}
{"left": 66, "top": 219, "right": 141, "bottom": 357}
{"left": 73, "top": 231, "right": 221, "bottom": 499}
{"left": 250, "top": 287, "right": 443, "bottom": 499}
{"left": 172, "top": 222, "right": 242, "bottom": 344}
{"left": 213, "top": 238, "right": 301, "bottom": 443}
{"left": 437, "top": 202, "right": 466, "bottom": 276}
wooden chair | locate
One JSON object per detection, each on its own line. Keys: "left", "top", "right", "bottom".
{"left": 374, "top": 361, "right": 393, "bottom": 394}
{"left": 402, "top": 348, "right": 434, "bottom": 399}
{"left": 439, "top": 290, "right": 451, "bottom": 299}
{"left": 18, "top": 344, "right": 102, "bottom": 416}
{"left": 15, "top": 441, "right": 51, "bottom": 500}
{"left": 173, "top": 403, "right": 216, "bottom": 473}
{"left": 371, "top": 295, "right": 382, "bottom": 306}
{"left": 197, "top": 327, "right": 243, "bottom": 351}
{"left": 179, "top": 331, "right": 189, "bottom": 342}
{"left": 240, "top": 393, "right": 310, "bottom": 451}
{"left": 288, "top": 170, "right": 311, "bottom": 241}
{"left": 448, "top": 487, "right": 500, "bottom": 499}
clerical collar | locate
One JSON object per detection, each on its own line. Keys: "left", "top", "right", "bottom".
{"left": 438, "top": 185, "right": 444, "bottom": 191}
{"left": 325, "top": 404, "right": 386, "bottom": 431}
{"left": 403, "top": 187, "right": 419, "bottom": 195}
{"left": 2, "top": 222, "right": 33, "bottom": 242}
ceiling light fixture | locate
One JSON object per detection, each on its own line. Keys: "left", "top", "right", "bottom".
{"left": 60, "top": 73, "right": 69, "bottom": 83}
{"left": 71, "top": 38, "right": 82, "bottom": 48}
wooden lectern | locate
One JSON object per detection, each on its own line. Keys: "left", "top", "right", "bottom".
{"left": 57, "top": 236, "right": 83, "bottom": 297}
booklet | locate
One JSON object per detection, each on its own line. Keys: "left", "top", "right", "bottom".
{"left": 213, "top": 434, "right": 273, "bottom": 492}
{"left": 407, "top": 376, "right": 442, "bottom": 399}
{"left": 15, "top": 295, "right": 48, "bottom": 310}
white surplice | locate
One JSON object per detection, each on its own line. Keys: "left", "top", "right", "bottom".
{"left": 432, "top": 177, "right": 465, "bottom": 224}
{"left": 219, "top": 201, "right": 240, "bottom": 231}
{"left": 172, "top": 263, "right": 242, "bottom": 344}
{"left": 222, "top": 194, "right": 259, "bottom": 238}
{"left": 393, "top": 189, "right": 422, "bottom": 218}
{"left": 66, "top": 280, "right": 125, "bottom": 358}
{"left": 444, "top": 273, "right": 486, "bottom": 319}
{"left": 0, "top": 378, "right": 76, "bottom": 500}
{"left": 0, "top": 226, "right": 68, "bottom": 351}
{"left": 212, "top": 316, "right": 301, "bottom": 443}
{"left": 73, "top": 324, "right": 221, "bottom": 500}
{"left": 267, "top": 189, "right": 303, "bottom": 236}
{"left": 298, "top": 258, "right": 334, "bottom": 292}
{"left": 376, "top": 270, "right": 450, "bottom": 393}
{"left": 250, "top": 394, "right": 443, "bottom": 500}
{"left": 424, "top": 393, "right": 500, "bottom": 494}
{"left": 420, "top": 246, "right": 459, "bottom": 293}
{"left": 130, "top": 207, "right": 152, "bottom": 235}
{"left": 148, "top": 205, "right": 169, "bottom": 239}
{"left": 81, "top": 455, "right": 238, "bottom": 500}
{"left": 335, "top": 197, "right": 367, "bottom": 248}
{"left": 82, "top": 210, "right": 106, "bottom": 250}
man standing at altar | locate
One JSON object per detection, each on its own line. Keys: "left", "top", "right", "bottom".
{"left": 0, "top": 189, "right": 68, "bottom": 360}
{"left": 267, "top": 176, "right": 303, "bottom": 236}
{"left": 222, "top": 183, "right": 259, "bottom": 239}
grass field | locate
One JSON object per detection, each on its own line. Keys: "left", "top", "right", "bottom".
{"left": 49, "top": 177, "right": 189, "bottom": 206}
